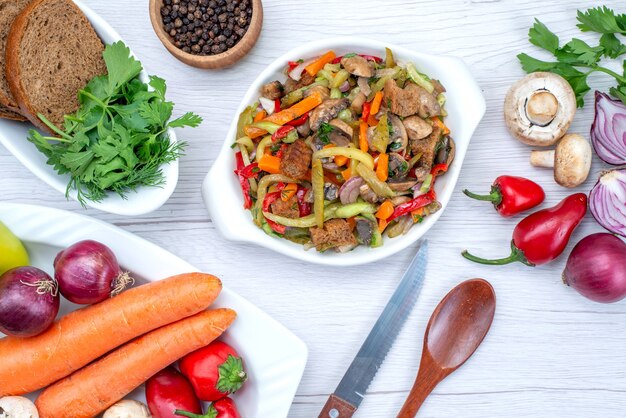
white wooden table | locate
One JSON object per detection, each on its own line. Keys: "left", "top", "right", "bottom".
{"left": 2, "top": 0, "right": 625, "bottom": 416}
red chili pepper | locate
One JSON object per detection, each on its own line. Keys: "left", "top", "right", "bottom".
{"left": 146, "top": 367, "right": 202, "bottom": 418}
{"left": 234, "top": 153, "right": 252, "bottom": 209}
{"left": 388, "top": 190, "right": 436, "bottom": 222}
{"left": 463, "top": 176, "right": 545, "bottom": 217}
{"left": 262, "top": 191, "right": 287, "bottom": 234}
{"left": 271, "top": 125, "right": 295, "bottom": 142}
{"left": 239, "top": 162, "right": 259, "bottom": 179}
{"left": 273, "top": 99, "right": 281, "bottom": 113}
{"left": 361, "top": 101, "right": 371, "bottom": 122}
{"left": 462, "top": 193, "right": 587, "bottom": 266}
{"left": 431, "top": 163, "right": 448, "bottom": 177}
{"left": 331, "top": 54, "right": 383, "bottom": 64}
{"left": 296, "top": 187, "right": 312, "bottom": 217}
{"left": 285, "top": 112, "right": 309, "bottom": 127}
{"left": 175, "top": 398, "right": 241, "bottom": 418}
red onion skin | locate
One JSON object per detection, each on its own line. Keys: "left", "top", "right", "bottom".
{"left": 563, "top": 233, "right": 626, "bottom": 303}
{"left": 591, "top": 91, "right": 626, "bottom": 165}
{"left": 54, "top": 240, "right": 121, "bottom": 305}
{"left": 0, "top": 267, "right": 60, "bottom": 337}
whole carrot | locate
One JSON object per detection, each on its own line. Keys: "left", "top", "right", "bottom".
{"left": 0, "top": 272, "right": 222, "bottom": 396}
{"left": 36, "top": 308, "right": 237, "bottom": 418}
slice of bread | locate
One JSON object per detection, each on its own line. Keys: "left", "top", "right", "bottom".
{"left": 0, "top": 103, "right": 26, "bottom": 121}
{"left": 0, "top": 0, "right": 31, "bottom": 116}
{"left": 6, "top": 0, "right": 106, "bottom": 132}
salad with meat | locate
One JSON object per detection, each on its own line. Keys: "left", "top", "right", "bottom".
{"left": 232, "top": 48, "right": 454, "bottom": 252}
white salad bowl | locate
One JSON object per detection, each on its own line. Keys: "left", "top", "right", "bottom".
{"left": 0, "top": 0, "right": 178, "bottom": 216}
{"left": 203, "top": 37, "right": 485, "bottom": 266}
{"left": 0, "top": 203, "right": 308, "bottom": 418}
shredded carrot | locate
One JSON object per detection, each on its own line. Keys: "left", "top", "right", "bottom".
{"left": 367, "top": 114, "right": 379, "bottom": 127}
{"left": 246, "top": 92, "right": 324, "bottom": 139}
{"left": 335, "top": 155, "right": 348, "bottom": 166}
{"left": 281, "top": 183, "right": 298, "bottom": 201}
{"left": 378, "top": 218, "right": 389, "bottom": 232}
{"left": 341, "top": 166, "right": 351, "bottom": 181}
{"left": 376, "top": 200, "right": 394, "bottom": 220}
{"left": 304, "top": 51, "right": 336, "bottom": 76}
{"left": 323, "top": 144, "right": 336, "bottom": 149}
{"left": 346, "top": 216, "right": 357, "bottom": 231}
{"left": 370, "top": 91, "right": 383, "bottom": 115}
{"left": 253, "top": 110, "right": 267, "bottom": 122}
{"left": 359, "top": 121, "right": 368, "bottom": 152}
{"left": 376, "top": 153, "right": 389, "bottom": 182}
{"left": 431, "top": 117, "right": 450, "bottom": 136}
{"left": 258, "top": 154, "right": 282, "bottom": 174}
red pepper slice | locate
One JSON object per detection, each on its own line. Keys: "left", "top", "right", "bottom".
{"left": 239, "top": 162, "right": 259, "bottom": 179}
{"left": 361, "top": 101, "right": 372, "bottom": 122}
{"left": 331, "top": 54, "right": 384, "bottom": 64}
{"left": 271, "top": 125, "right": 296, "bottom": 142}
{"left": 287, "top": 61, "right": 301, "bottom": 72}
{"left": 274, "top": 99, "right": 281, "bottom": 113}
{"left": 234, "top": 152, "right": 253, "bottom": 209}
{"left": 275, "top": 143, "right": 288, "bottom": 159}
{"left": 262, "top": 191, "right": 287, "bottom": 234}
{"left": 388, "top": 190, "right": 436, "bottom": 222}
{"left": 463, "top": 175, "right": 545, "bottom": 217}
{"left": 431, "top": 163, "right": 448, "bottom": 177}
{"left": 296, "top": 187, "right": 312, "bottom": 217}
{"left": 286, "top": 112, "right": 309, "bottom": 127}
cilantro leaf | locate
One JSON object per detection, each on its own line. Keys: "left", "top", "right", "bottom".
{"left": 600, "top": 33, "right": 626, "bottom": 59}
{"left": 577, "top": 6, "right": 626, "bottom": 34}
{"left": 103, "top": 41, "right": 143, "bottom": 95}
{"left": 168, "top": 112, "right": 203, "bottom": 128}
{"left": 528, "top": 19, "right": 560, "bottom": 53}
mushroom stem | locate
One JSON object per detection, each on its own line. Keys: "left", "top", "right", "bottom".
{"left": 530, "top": 150, "right": 555, "bottom": 168}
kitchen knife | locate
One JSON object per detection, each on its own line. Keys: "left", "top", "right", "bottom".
{"left": 318, "top": 240, "right": 429, "bottom": 418}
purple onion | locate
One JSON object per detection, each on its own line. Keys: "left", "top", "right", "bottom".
{"left": 591, "top": 91, "right": 626, "bottom": 165}
{"left": 589, "top": 168, "right": 626, "bottom": 237}
{"left": 339, "top": 176, "right": 364, "bottom": 204}
{"left": 339, "top": 80, "right": 350, "bottom": 93}
{"left": 54, "top": 240, "right": 133, "bottom": 305}
{"left": 563, "top": 233, "right": 626, "bottom": 303}
{"left": 288, "top": 58, "right": 316, "bottom": 81}
{"left": 0, "top": 267, "right": 59, "bottom": 337}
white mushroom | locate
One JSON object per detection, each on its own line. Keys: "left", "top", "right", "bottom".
{"left": 0, "top": 396, "right": 39, "bottom": 418}
{"left": 504, "top": 72, "right": 576, "bottom": 146}
{"left": 103, "top": 400, "right": 151, "bottom": 418}
{"left": 341, "top": 55, "right": 374, "bottom": 78}
{"left": 530, "top": 133, "right": 592, "bottom": 188}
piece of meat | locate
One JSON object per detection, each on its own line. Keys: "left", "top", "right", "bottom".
{"left": 280, "top": 139, "right": 312, "bottom": 180}
{"left": 410, "top": 123, "right": 443, "bottom": 179}
{"left": 304, "top": 85, "right": 330, "bottom": 101}
{"left": 284, "top": 71, "right": 315, "bottom": 94}
{"left": 271, "top": 195, "right": 300, "bottom": 218}
{"left": 403, "top": 115, "right": 433, "bottom": 141}
{"left": 260, "top": 80, "right": 284, "bottom": 100}
{"left": 309, "top": 99, "right": 350, "bottom": 131}
{"left": 341, "top": 55, "right": 374, "bottom": 77}
{"left": 309, "top": 219, "right": 357, "bottom": 251}
{"left": 384, "top": 80, "right": 441, "bottom": 118}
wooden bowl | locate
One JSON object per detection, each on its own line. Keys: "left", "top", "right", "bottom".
{"left": 149, "top": 0, "right": 263, "bottom": 69}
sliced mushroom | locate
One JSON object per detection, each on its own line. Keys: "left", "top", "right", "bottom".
{"left": 350, "top": 91, "right": 367, "bottom": 112}
{"left": 391, "top": 195, "right": 412, "bottom": 206}
{"left": 329, "top": 118, "right": 354, "bottom": 139}
{"left": 403, "top": 116, "right": 433, "bottom": 141}
{"left": 304, "top": 85, "right": 330, "bottom": 101}
{"left": 388, "top": 114, "right": 408, "bottom": 152}
{"left": 388, "top": 152, "right": 410, "bottom": 179}
{"left": 341, "top": 55, "right": 375, "bottom": 78}
{"left": 530, "top": 133, "right": 591, "bottom": 188}
{"left": 388, "top": 178, "right": 417, "bottom": 192}
{"left": 357, "top": 77, "right": 372, "bottom": 97}
{"left": 504, "top": 72, "right": 576, "bottom": 146}
{"left": 435, "top": 136, "right": 456, "bottom": 168}
{"left": 359, "top": 184, "right": 380, "bottom": 203}
{"left": 355, "top": 217, "right": 375, "bottom": 245}
{"left": 324, "top": 183, "right": 339, "bottom": 201}
{"left": 309, "top": 99, "right": 350, "bottom": 131}
{"left": 329, "top": 131, "right": 351, "bottom": 147}
{"left": 260, "top": 80, "right": 284, "bottom": 100}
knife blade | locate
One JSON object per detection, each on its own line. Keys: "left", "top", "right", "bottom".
{"left": 318, "top": 240, "right": 429, "bottom": 418}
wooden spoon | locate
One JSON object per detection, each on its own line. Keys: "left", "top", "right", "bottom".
{"left": 397, "top": 279, "right": 496, "bottom": 417}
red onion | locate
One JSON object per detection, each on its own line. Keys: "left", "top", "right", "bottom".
{"left": 563, "top": 233, "right": 626, "bottom": 303}
{"left": 258, "top": 97, "right": 276, "bottom": 115}
{"left": 339, "top": 80, "right": 351, "bottom": 93}
{"left": 288, "top": 58, "right": 316, "bottom": 81}
{"left": 0, "top": 267, "right": 59, "bottom": 337}
{"left": 54, "top": 240, "right": 133, "bottom": 305}
{"left": 339, "top": 176, "right": 364, "bottom": 204}
{"left": 591, "top": 91, "right": 626, "bottom": 165}
{"left": 589, "top": 168, "right": 626, "bottom": 237}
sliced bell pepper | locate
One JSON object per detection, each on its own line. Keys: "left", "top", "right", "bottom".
{"left": 271, "top": 125, "right": 296, "bottom": 142}
{"left": 262, "top": 191, "right": 287, "bottom": 234}
{"left": 239, "top": 162, "right": 260, "bottom": 179}
{"left": 361, "top": 101, "right": 371, "bottom": 122}
{"left": 376, "top": 200, "right": 394, "bottom": 220}
{"left": 286, "top": 112, "right": 309, "bottom": 127}
{"left": 234, "top": 152, "right": 253, "bottom": 209}
{"left": 296, "top": 187, "right": 312, "bottom": 217}
{"left": 388, "top": 190, "right": 436, "bottom": 222}
{"left": 376, "top": 153, "right": 389, "bottom": 182}
{"left": 253, "top": 110, "right": 267, "bottom": 122}
{"left": 274, "top": 99, "right": 281, "bottom": 113}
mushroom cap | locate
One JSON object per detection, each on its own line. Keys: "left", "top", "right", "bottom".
{"left": 554, "top": 133, "right": 592, "bottom": 188}
{"left": 504, "top": 72, "right": 576, "bottom": 146}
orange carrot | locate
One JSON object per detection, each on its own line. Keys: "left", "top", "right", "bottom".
{"left": 259, "top": 154, "right": 282, "bottom": 174}
{"left": 376, "top": 200, "right": 394, "bottom": 220}
{"left": 253, "top": 110, "right": 267, "bottom": 122}
{"left": 35, "top": 309, "right": 236, "bottom": 418}
{"left": 0, "top": 273, "right": 222, "bottom": 397}
{"left": 367, "top": 114, "right": 379, "bottom": 127}
{"left": 246, "top": 92, "right": 324, "bottom": 139}
{"left": 370, "top": 91, "right": 384, "bottom": 115}
{"left": 335, "top": 155, "right": 348, "bottom": 166}
{"left": 346, "top": 217, "right": 356, "bottom": 231}
{"left": 431, "top": 117, "right": 450, "bottom": 135}
{"left": 378, "top": 218, "right": 389, "bottom": 232}
{"left": 281, "top": 183, "right": 298, "bottom": 201}
{"left": 304, "top": 51, "right": 336, "bottom": 76}
{"left": 341, "top": 166, "right": 351, "bottom": 181}
{"left": 376, "top": 153, "right": 389, "bottom": 181}
{"left": 359, "top": 121, "right": 369, "bottom": 152}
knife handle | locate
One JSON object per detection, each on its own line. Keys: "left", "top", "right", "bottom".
{"left": 318, "top": 394, "right": 357, "bottom": 418}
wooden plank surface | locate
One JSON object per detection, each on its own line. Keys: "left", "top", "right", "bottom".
{"left": 2, "top": 0, "right": 625, "bottom": 416}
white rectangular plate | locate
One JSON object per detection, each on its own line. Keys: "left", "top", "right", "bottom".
{"left": 0, "top": 203, "right": 307, "bottom": 417}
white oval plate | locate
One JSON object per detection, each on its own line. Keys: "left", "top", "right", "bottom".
{"left": 203, "top": 37, "right": 486, "bottom": 266}
{"left": 0, "top": 0, "right": 179, "bottom": 216}
{"left": 0, "top": 203, "right": 307, "bottom": 418}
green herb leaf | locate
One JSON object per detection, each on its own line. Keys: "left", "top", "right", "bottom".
{"left": 576, "top": 6, "right": 626, "bottom": 34}
{"left": 528, "top": 19, "right": 560, "bottom": 53}
{"left": 318, "top": 122, "right": 334, "bottom": 144}
{"left": 168, "top": 112, "right": 203, "bottom": 128}
{"left": 103, "top": 41, "right": 143, "bottom": 95}
{"left": 600, "top": 33, "right": 626, "bottom": 59}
